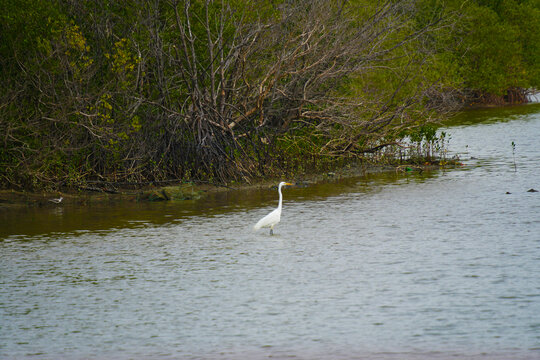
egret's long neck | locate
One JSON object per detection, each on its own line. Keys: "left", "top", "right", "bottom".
{"left": 277, "top": 185, "right": 283, "bottom": 209}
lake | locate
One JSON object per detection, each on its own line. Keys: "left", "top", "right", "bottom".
{"left": 1, "top": 104, "right": 539, "bottom": 359}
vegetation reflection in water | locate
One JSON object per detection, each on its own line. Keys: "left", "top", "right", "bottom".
{"left": 0, "top": 169, "right": 441, "bottom": 239}
{"left": 445, "top": 102, "right": 540, "bottom": 127}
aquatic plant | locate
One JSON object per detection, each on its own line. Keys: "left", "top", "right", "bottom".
{"left": 512, "top": 141, "right": 517, "bottom": 172}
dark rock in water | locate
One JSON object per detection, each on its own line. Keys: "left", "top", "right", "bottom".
{"left": 505, "top": 192, "right": 512, "bottom": 194}
{"left": 527, "top": 188, "right": 538, "bottom": 192}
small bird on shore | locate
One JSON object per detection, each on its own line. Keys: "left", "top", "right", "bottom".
{"left": 48, "top": 196, "right": 63, "bottom": 204}
{"left": 254, "top": 182, "right": 293, "bottom": 235}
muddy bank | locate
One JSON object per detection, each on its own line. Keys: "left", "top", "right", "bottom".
{"left": 0, "top": 162, "right": 446, "bottom": 209}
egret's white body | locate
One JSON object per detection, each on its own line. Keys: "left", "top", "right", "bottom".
{"left": 253, "top": 182, "right": 293, "bottom": 235}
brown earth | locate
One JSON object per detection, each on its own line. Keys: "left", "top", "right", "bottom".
{"left": 0, "top": 162, "right": 451, "bottom": 209}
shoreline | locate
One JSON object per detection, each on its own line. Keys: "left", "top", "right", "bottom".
{"left": 0, "top": 162, "right": 448, "bottom": 210}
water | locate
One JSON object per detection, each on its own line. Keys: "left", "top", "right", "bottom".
{"left": 1, "top": 105, "right": 540, "bottom": 359}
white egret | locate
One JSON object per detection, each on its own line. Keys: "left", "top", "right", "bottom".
{"left": 48, "top": 196, "right": 63, "bottom": 204}
{"left": 253, "top": 182, "right": 293, "bottom": 235}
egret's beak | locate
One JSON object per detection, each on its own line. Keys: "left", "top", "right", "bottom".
{"left": 285, "top": 182, "right": 294, "bottom": 186}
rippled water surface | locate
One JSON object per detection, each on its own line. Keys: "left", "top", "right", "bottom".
{"left": 1, "top": 105, "right": 540, "bottom": 359}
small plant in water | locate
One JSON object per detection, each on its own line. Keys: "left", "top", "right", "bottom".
{"left": 404, "top": 125, "right": 449, "bottom": 164}
{"left": 511, "top": 141, "right": 517, "bottom": 172}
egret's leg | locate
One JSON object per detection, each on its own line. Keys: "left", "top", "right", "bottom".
{"left": 270, "top": 227, "right": 274, "bottom": 235}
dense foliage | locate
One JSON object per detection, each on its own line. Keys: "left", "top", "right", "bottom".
{"left": 1, "top": 0, "right": 539, "bottom": 190}
{"left": 444, "top": 0, "right": 540, "bottom": 103}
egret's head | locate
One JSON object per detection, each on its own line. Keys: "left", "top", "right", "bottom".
{"left": 279, "top": 181, "right": 294, "bottom": 187}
